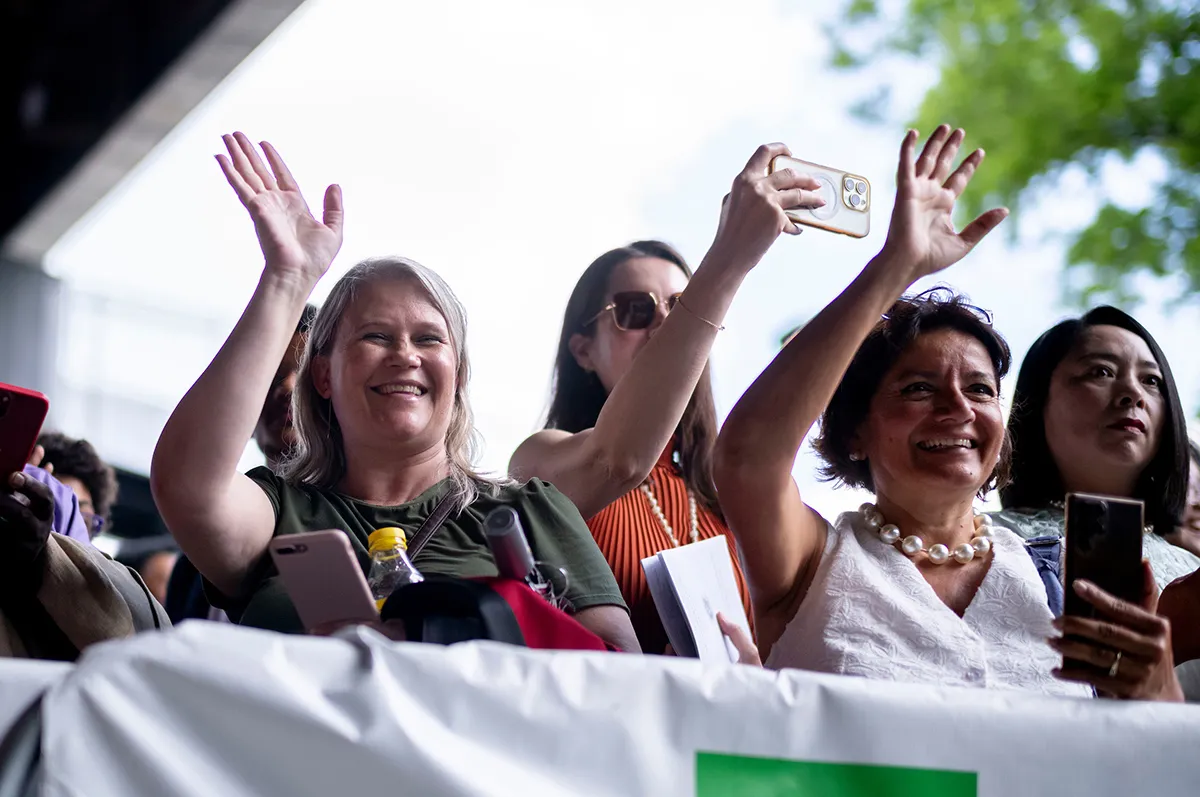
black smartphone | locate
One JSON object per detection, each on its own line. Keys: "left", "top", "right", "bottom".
{"left": 1061, "top": 493, "right": 1144, "bottom": 672}
{"left": 1062, "top": 493, "right": 1144, "bottom": 672}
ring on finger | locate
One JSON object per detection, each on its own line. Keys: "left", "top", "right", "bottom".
{"left": 1107, "top": 650, "right": 1123, "bottom": 678}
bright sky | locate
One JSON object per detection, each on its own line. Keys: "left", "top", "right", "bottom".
{"left": 43, "top": 0, "right": 1200, "bottom": 521}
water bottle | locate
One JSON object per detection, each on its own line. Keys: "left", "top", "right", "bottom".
{"left": 366, "top": 526, "right": 424, "bottom": 610}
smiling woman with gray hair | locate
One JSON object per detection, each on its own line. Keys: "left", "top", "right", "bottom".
{"left": 150, "top": 133, "right": 635, "bottom": 648}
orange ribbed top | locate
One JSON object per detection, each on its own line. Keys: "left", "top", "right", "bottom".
{"left": 587, "top": 447, "right": 753, "bottom": 655}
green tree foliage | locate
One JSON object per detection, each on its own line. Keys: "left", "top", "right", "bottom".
{"left": 833, "top": 0, "right": 1200, "bottom": 306}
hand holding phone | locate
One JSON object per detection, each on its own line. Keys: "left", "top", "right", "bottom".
{"left": 708, "top": 144, "right": 828, "bottom": 274}
{"left": 768, "top": 155, "right": 871, "bottom": 238}
{"left": 0, "top": 384, "right": 50, "bottom": 479}
{"left": 269, "top": 530, "right": 378, "bottom": 632}
{"left": 1061, "top": 493, "right": 1144, "bottom": 673}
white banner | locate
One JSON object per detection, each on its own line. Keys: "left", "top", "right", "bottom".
{"left": 29, "top": 622, "right": 1200, "bottom": 796}
{"left": 0, "top": 659, "right": 68, "bottom": 733}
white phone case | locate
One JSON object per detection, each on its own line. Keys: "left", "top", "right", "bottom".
{"left": 769, "top": 155, "right": 871, "bottom": 239}
{"left": 269, "top": 530, "right": 379, "bottom": 631}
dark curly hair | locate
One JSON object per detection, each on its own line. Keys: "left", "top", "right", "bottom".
{"left": 36, "top": 432, "right": 119, "bottom": 522}
{"left": 812, "top": 288, "right": 1013, "bottom": 495}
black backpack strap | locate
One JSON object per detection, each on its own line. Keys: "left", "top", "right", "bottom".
{"left": 406, "top": 494, "right": 456, "bottom": 560}
{"left": 1025, "top": 535, "right": 1065, "bottom": 618}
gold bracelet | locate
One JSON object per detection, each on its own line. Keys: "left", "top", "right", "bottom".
{"left": 675, "top": 296, "right": 725, "bottom": 331}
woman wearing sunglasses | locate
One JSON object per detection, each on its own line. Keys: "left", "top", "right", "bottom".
{"left": 509, "top": 144, "right": 825, "bottom": 654}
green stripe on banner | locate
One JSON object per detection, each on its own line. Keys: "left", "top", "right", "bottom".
{"left": 696, "top": 752, "right": 977, "bottom": 797}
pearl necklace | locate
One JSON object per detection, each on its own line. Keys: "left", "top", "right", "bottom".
{"left": 640, "top": 479, "right": 699, "bottom": 548}
{"left": 860, "top": 502, "right": 998, "bottom": 565}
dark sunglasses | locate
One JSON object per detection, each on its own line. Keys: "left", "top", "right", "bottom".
{"left": 586, "top": 291, "right": 683, "bottom": 331}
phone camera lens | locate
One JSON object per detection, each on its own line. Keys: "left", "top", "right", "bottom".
{"left": 849, "top": 194, "right": 862, "bottom": 208}
{"left": 856, "top": 181, "right": 867, "bottom": 194}
{"left": 843, "top": 177, "right": 855, "bottom": 192}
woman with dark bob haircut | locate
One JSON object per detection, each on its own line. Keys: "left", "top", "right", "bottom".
{"left": 995, "top": 307, "right": 1200, "bottom": 590}
{"left": 714, "top": 125, "right": 1182, "bottom": 700}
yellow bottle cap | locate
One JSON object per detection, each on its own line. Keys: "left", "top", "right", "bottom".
{"left": 368, "top": 526, "right": 409, "bottom": 554}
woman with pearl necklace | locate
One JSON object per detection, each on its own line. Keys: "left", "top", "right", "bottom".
{"left": 713, "top": 126, "right": 1182, "bottom": 701}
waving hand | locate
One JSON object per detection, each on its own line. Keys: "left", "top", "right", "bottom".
{"left": 881, "top": 125, "right": 1009, "bottom": 281}
{"left": 216, "top": 132, "right": 344, "bottom": 286}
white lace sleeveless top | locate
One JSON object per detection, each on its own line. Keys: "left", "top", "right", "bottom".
{"left": 765, "top": 510, "right": 1092, "bottom": 698}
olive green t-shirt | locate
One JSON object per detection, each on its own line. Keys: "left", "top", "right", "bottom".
{"left": 209, "top": 467, "right": 627, "bottom": 633}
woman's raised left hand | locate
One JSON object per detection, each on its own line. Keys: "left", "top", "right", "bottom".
{"left": 878, "top": 125, "right": 1009, "bottom": 284}
{"left": 1050, "top": 560, "right": 1184, "bottom": 702}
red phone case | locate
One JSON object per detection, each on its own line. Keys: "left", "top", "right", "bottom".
{"left": 0, "top": 383, "right": 50, "bottom": 478}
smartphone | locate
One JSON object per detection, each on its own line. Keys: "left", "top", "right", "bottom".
{"left": 768, "top": 155, "right": 871, "bottom": 238}
{"left": 1062, "top": 493, "right": 1144, "bottom": 669}
{"left": 0, "top": 383, "right": 50, "bottom": 479}
{"left": 269, "top": 530, "right": 378, "bottom": 632}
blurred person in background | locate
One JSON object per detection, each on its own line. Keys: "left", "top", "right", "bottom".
{"left": 138, "top": 549, "right": 179, "bottom": 606}
{"left": 511, "top": 150, "right": 823, "bottom": 654}
{"left": 34, "top": 432, "right": 118, "bottom": 539}
{"left": 1154, "top": 442, "right": 1200, "bottom": 678}
{"left": 2, "top": 464, "right": 167, "bottom": 659}
{"left": 37, "top": 433, "right": 182, "bottom": 607}
{"left": 254, "top": 303, "right": 317, "bottom": 470}
{"left": 152, "top": 133, "right": 634, "bottom": 648}
{"left": 1164, "top": 441, "right": 1200, "bottom": 559}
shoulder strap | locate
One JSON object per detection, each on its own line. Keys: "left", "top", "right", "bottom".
{"left": 407, "top": 493, "right": 456, "bottom": 559}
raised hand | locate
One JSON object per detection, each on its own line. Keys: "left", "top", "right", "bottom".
{"left": 881, "top": 125, "right": 1009, "bottom": 282}
{"left": 709, "top": 143, "right": 825, "bottom": 270}
{"left": 216, "top": 132, "right": 344, "bottom": 286}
